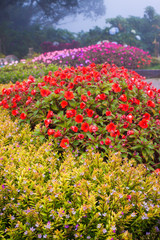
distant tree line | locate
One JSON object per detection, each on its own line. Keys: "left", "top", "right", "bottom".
{"left": 0, "top": 3, "right": 160, "bottom": 58}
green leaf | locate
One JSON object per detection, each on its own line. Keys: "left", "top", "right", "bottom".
{"left": 39, "top": 135, "right": 46, "bottom": 142}
{"left": 58, "top": 111, "right": 64, "bottom": 119}
{"left": 86, "top": 132, "right": 95, "bottom": 140}
{"left": 103, "top": 88, "right": 110, "bottom": 94}
{"left": 131, "top": 145, "right": 142, "bottom": 150}
{"left": 35, "top": 101, "right": 41, "bottom": 107}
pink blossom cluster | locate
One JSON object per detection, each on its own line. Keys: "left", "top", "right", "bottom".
{"left": 32, "top": 42, "right": 151, "bottom": 69}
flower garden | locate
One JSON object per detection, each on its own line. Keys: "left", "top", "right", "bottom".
{"left": 32, "top": 42, "right": 152, "bottom": 69}
{"left": 0, "top": 43, "right": 160, "bottom": 240}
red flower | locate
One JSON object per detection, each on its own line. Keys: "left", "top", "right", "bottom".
{"left": 2, "top": 88, "right": 6, "bottom": 95}
{"left": 99, "top": 93, "right": 106, "bottom": 100}
{"left": 44, "top": 119, "right": 52, "bottom": 128}
{"left": 154, "top": 168, "right": 160, "bottom": 174}
{"left": 156, "top": 119, "right": 160, "bottom": 125}
{"left": 60, "top": 81, "right": 66, "bottom": 86}
{"left": 47, "top": 129, "right": 55, "bottom": 136}
{"left": 20, "top": 113, "right": 27, "bottom": 120}
{"left": 26, "top": 100, "right": 31, "bottom": 106}
{"left": 25, "top": 97, "right": 32, "bottom": 106}
{"left": 123, "top": 122, "right": 129, "bottom": 128}
{"left": 105, "top": 138, "right": 111, "bottom": 145}
{"left": 126, "top": 114, "right": 134, "bottom": 123}
{"left": 147, "top": 90, "right": 154, "bottom": 98}
{"left": 15, "top": 94, "right": 21, "bottom": 101}
{"left": 81, "top": 122, "right": 89, "bottom": 132}
{"left": 106, "top": 122, "right": 117, "bottom": 132}
{"left": 66, "top": 109, "right": 77, "bottom": 118}
{"left": 94, "top": 115, "right": 99, "bottom": 119}
{"left": 46, "top": 110, "right": 54, "bottom": 119}
{"left": 78, "top": 134, "right": 84, "bottom": 139}
{"left": 31, "top": 89, "right": 36, "bottom": 96}
{"left": 112, "top": 83, "right": 121, "bottom": 93}
{"left": 87, "top": 91, "right": 91, "bottom": 96}
{"left": 128, "top": 84, "right": 133, "bottom": 90}
{"left": 80, "top": 102, "right": 86, "bottom": 109}
{"left": 86, "top": 109, "right": 94, "bottom": 117}
{"left": 61, "top": 100, "right": 68, "bottom": 108}
{"left": 28, "top": 75, "right": 35, "bottom": 82}
{"left": 40, "top": 88, "right": 51, "bottom": 97}
{"left": 128, "top": 107, "right": 134, "bottom": 112}
{"left": 119, "top": 94, "right": 127, "bottom": 102}
{"left": 127, "top": 130, "right": 134, "bottom": 136}
{"left": 134, "top": 98, "right": 140, "bottom": 105}
{"left": 70, "top": 126, "right": 78, "bottom": 132}
{"left": 48, "top": 71, "right": 52, "bottom": 76}
{"left": 64, "top": 91, "right": 74, "bottom": 100}
{"left": 11, "top": 103, "right": 17, "bottom": 108}
{"left": 129, "top": 98, "right": 140, "bottom": 105}
{"left": 54, "top": 130, "right": 62, "bottom": 138}
{"left": 110, "top": 129, "right": 120, "bottom": 137}
{"left": 3, "top": 103, "right": 9, "bottom": 109}
{"left": 119, "top": 104, "right": 129, "bottom": 111}
{"left": 81, "top": 94, "right": 87, "bottom": 102}
{"left": 60, "top": 138, "right": 69, "bottom": 148}
{"left": 147, "top": 100, "right": 155, "bottom": 108}
{"left": 143, "top": 113, "right": 150, "bottom": 120}
{"left": 95, "top": 94, "right": 101, "bottom": 101}
{"left": 12, "top": 110, "right": 19, "bottom": 116}
{"left": 138, "top": 119, "right": 148, "bottom": 129}
{"left": 106, "top": 111, "right": 111, "bottom": 116}
{"left": 54, "top": 89, "right": 63, "bottom": 94}
{"left": 75, "top": 115, "right": 83, "bottom": 123}
{"left": 67, "top": 82, "right": 74, "bottom": 89}
{"left": 89, "top": 125, "right": 98, "bottom": 133}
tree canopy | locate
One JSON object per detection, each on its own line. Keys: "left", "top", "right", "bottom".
{"left": 0, "top": 0, "right": 106, "bottom": 25}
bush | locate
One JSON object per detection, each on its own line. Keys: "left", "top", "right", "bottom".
{"left": 0, "top": 63, "right": 160, "bottom": 167}
{"left": 32, "top": 42, "right": 152, "bottom": 69}
{"left": 143, "top": 57, "right": 160, "bottom": 69}
{"left": 0, "top": 60, "right": 58, "bottom": 84}
{"left": 0, "top": 108, "right": 160, "bottom": 240}
{"left": 41, "top": 40, "right": 80, "bottom": 53}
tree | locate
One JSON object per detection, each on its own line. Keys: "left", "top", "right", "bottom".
{"left": 0, "top": 0, "right": 106, "bottom": 57}
{"left": 144, "top": 6, "right": 156, "bottom": 22}
{"left": 0, "top": 0, "right": 106, "bottom": 25}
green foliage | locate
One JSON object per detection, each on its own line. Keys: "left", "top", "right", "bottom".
{"left": 0, "top": 60, "right": 58, "bottom": 84}
{"left": 149, "top": 57, "right": 160, "bottom": 68}
{"left": 0, "top": 108, "right": 160, "bottom": 239}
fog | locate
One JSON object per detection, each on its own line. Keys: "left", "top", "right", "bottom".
{"left": 58, "top": 0, "right": 160, "bottom": 32}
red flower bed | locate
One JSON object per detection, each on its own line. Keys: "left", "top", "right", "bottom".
{"left": 1, "top": 63, "right": 160, "bottom": 166}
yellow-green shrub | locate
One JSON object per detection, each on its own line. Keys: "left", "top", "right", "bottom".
{"left": 0, "top": 61, "right": 58, "bottom": 84}
{"left": 0, "top": 108, "right": 160, "bottom": 240}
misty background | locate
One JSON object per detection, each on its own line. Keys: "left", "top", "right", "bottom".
{"left": 0, "top": 0, "right": 160, "bottom": 59}
{"left": 58, "top": 0, "right": 160, "bottom": 32}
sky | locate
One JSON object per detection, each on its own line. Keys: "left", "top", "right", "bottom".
{"left": 57, "top": 0, "right": 160, "bottom": 33}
